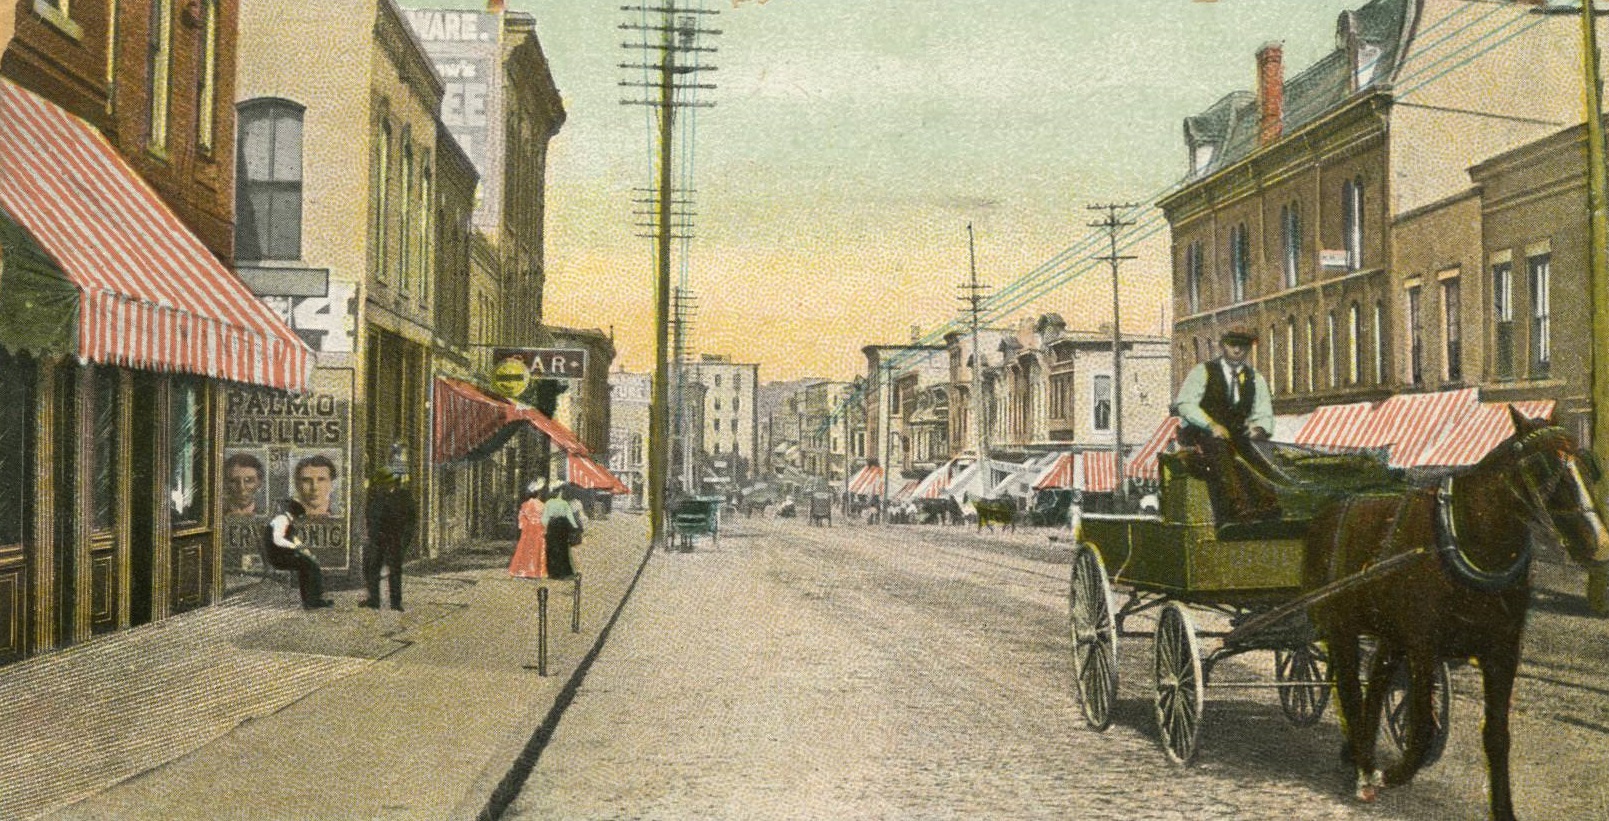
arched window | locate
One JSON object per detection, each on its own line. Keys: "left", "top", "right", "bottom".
{"left": 1281, "top": 201, "right": 1301, "bottom": 288}
{"left": 236, "top": 99, "right": 305, "bottom": 261}
{"left": 1230, "top": 224, "right": 1250, "bottom": 303}
{"left": 1343, "top": 177, "right": 1365, "bottom": 270}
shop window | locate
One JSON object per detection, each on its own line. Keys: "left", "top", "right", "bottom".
{"left": 236, "top": 99, "right": 305, "bottom": 261}
{"left": 92, "top": 367, "right": 120, "bottom": 534}
{"left": 169, "top": 378, "right": 207, "bottom": 528}
{"left": 0, "top": 352, "right": 35, "bottom": 548}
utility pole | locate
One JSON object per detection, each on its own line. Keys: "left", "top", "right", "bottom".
{"left": 670, "top": 286, "right": 698, "bottom": 494}
{"left": 620, "top": 3, "right": 718, "bottom": 548}
{"left": 1090, "top": 203, "right": 1138, "bottom": 505}
{"left": 959, "top": 224, "right": 991, "bottom": 486}
{"left": 1580, "top": 0, "right": 1609, "bottom": 613}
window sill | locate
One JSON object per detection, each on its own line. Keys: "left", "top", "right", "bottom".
{"left": 33, "top": 1, "right": 82, "bottom": 40}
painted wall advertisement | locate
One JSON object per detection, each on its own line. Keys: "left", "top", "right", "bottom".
{"left": 222, "top": 386, "right": 352, "bottom": 571}
{"left": 404, "top": 8, "right": 502, "bottom": 223}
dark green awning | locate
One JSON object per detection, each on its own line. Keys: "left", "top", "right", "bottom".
{"left": 0, "top": 209, "right": 77, "bottom": 358}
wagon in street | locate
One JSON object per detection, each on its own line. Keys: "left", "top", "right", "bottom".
{"left": 1067, "top": 446, "right": 1453, "bottom": 765}
{"left": 670, "top": 496, "right": 721, "bottom": 552}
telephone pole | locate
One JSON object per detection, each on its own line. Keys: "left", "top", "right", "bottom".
{"left": 670, "top": 286, "right": 698, "bottom": 493}
{"left": 1578, "top": 0, "right": 1609, "bottom": 613}
{"left": 959, "top": 224, "right": 991, "bottom": 480}
{"left": 620, "top": 3, "right": 719, "bottom": 548}
{"left": 1090, "top": 203, "right": 1138, "bottom": 505}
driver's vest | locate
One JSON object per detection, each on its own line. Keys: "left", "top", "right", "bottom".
{"left": 1201, "top": 361, "right": 1257, "bottom": 432}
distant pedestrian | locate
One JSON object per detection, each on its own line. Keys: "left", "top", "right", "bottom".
{"left": 509, "top": 481, "right": 547, "bottom": 579}
{"left": 362, "top": 467, "right": 418, "bottom": 611}
{"left": 263, "top": 499, "right": 332, "bottom": 609}
{"left": 543, "top": 483, "right": 583, "bottom": 580}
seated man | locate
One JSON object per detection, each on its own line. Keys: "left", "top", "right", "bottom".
{"left": 1173, "top": 326, "right": 1282, "bottom": 524}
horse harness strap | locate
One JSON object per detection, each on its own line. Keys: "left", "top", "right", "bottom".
{"left": 1436, "top": 476, "right": 1532, "bottom": 593}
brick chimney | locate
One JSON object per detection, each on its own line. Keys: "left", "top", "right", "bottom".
{"left": 488, "top": 0, "right": 506, "bottom": 12}
{"left": 1257, "top": 42, "right": 1284, "bottom": 146}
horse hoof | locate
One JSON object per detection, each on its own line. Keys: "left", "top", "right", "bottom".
{"left": 1356, "top": 784, "right": 1379, "bottom": 803}
{"left": 1383, "top": 766, "right": 1414, "bottom": 787}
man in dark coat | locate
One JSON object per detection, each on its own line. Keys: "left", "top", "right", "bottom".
{"left": 1173, "top": 326, "right": 1281, "bottom": 524}
{"left": 362, "top": 468, "right": 418, "bottom": 611}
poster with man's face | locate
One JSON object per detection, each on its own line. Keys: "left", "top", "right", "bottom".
{"left": 223, "top": 388, "right": 351, "bottom": 570}
{"left": 290, "top": 450, "right": 343, "bottom": 518}
{"left": 222, "top": 449, "right": 269, "bottom": 518}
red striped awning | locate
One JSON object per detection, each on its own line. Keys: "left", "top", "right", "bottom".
{"left": 1033, "top": 452, "right": 1075, "bottom": 490}
{"left": 568, "top": 452, "right": 630, "bottom": 494}
{"left": 914, "top": 459, "right": 960, "bottom": 498}
{"left": 1128, "top": 417, "right": 1182, "bottom": 482}
{"left": 432, "top": 377, "right": 589, "bottom": 464}
{"left": 1292, "top": 401, "right": 1376, "bottom": 450}
{"left": 847, "top": 464, "right": 884, "bottom": 496}
{"left": 0, "top": 78, "right": 310, "bottom": 390}
{"left": 1405, "top": 400, "right": 1555, "bottom": 468}
{"left": 891, "top": 479, "right": 921, "bottom": 503}
{"left": 1080, "top": 451, "right": 1120, "bottom": 493}
{"left": 1358, "top": 388, "right": 1479, "bottom": 468}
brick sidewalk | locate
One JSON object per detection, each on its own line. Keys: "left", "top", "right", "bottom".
{"left": 0, "top": 514, "right": 650, "bottom": 821}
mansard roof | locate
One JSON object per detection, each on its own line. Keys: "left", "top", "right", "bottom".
{"left": 1184, "top": 0, "right": 1411, "bottom": 176}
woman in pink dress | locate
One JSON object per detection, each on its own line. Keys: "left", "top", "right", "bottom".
{"left": 508, "top": 484, "right": 547, "bottom": 579}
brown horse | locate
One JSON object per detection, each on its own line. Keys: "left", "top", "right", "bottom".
{"left": 1303, "top": 408, "right": 1609, "bottom": 820}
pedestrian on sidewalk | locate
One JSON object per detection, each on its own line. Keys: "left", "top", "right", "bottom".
{"left": 509, "top": 480, "right": 548, "bottom": 579}
{"left": 362, "top": 466, "right": 418, "bottom": 611}
{"left": 543, "top": 482, "right": 583, "bottom": 580}
{"left": 264, "top": 499, "right": 332, "bottom": 609}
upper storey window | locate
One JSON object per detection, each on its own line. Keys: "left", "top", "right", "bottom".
{"left": 236, "top": 99, "right": 305, "bottom": 261}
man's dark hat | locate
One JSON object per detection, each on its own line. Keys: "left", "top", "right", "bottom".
{"left": 1220, "top": 326, "right": 1257, "bottom": 345}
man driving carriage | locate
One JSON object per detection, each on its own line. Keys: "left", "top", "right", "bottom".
{"left": 1173, "top": 326, "right": 1281, "bottom": 525}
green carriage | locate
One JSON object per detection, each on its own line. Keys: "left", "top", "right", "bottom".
{"left": 670, "top": 495, "right": 722, "bottom": 552}
{"left": 1067, "top": 446, "right": 1453, "bottom": 765}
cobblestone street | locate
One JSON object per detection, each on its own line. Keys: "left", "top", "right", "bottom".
{"left": 505, "top": 515, "right": 1609, "bottom": 820}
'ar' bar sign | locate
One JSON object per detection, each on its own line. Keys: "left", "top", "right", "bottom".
{"left": 490, "top": 348, "right": 588, "bottom": 396}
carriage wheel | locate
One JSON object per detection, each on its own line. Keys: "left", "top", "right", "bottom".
{"left": 1154, "top": 602, "right": 1204, "bottom": 764}
{"left": 1382, "top": 660, "right": 1452, "bottom": 767}
{"left": 1068, "top": 544, "right": 1119, "bottom": 731}
{"left": 1275, "top": 643, "right": 1330, "bottom": 727}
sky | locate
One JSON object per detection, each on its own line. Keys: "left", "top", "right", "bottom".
{"left": 417, "top": 0, "right": 1369, "bottom": 381}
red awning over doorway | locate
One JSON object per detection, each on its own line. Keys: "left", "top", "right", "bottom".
{"left": 0, "top": 78, "right": 311, "bottom": 390}
{"left": 432, "top": 377, "right": 589, "bottom": 464}
{"left": 567, "top": 452, "right": 629, "bottom": 494}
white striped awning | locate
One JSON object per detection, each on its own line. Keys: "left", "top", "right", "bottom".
{"left": 847, "top": 464, "right": 884, "bottom": 496}
{"left": 1406, "top": 400, "right": 1556, "bottom": 468}
{"left": 1080, "top": 451, "right": 1120, "bottom": 493}
{"left": 0, "top": 78, "right": 310, "bottom": 390}
{"left": 1292, "top": 401, "right": 1376, "bottom": 450}
{"left": 1128, "top": 417, "right": 1181, "bottom": 482}
{"left": 1033, "top": 452, "right": 1075, "bottom": 490}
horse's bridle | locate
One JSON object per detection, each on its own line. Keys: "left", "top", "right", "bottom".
{"left": 1436, "top": 426, "right": 1593, "bottom": 592}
